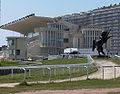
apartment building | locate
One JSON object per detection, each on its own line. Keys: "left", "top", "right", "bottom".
{"left": 61, "top": 4, "right": 120, "bottom": 55}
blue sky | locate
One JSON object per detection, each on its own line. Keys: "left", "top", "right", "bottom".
{"left": 0, "top": 0, "right": 120, "bottom": 46}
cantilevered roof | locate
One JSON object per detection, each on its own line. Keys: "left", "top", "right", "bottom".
{"left": 0, "top": 14, "right": 53, "bottom": 35}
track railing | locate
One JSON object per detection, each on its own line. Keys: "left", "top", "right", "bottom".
{"left": 1, "top": 55, "right": 120, "bottom": 83}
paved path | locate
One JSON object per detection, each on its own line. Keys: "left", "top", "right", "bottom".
{"left": 0, "top": 60, "right": 120, "bottom": 87}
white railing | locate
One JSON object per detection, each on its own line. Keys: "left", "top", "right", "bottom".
{"left": 2, "top": 55, "right": 120, "bottom": 83}
{"left": 115, "top": 55, "right": 120, "bottom": 60}
{"left": 0, "top": 55, "right": 95, "bottom": 82}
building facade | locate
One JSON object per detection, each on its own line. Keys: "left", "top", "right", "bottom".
{"left": 80, "top": 26, "right": 103, "bottom": 48}
{"left": 27, "top": 21, "right": 84, "bottom": 58}
{"left": 7, "top": 37, "right": 27, "bottom": 60}
{"left": 1, "top": 14, "right": 104, "bottom": 60}
{"left": 61, "top": 4, "right": 120, "bottom": 55}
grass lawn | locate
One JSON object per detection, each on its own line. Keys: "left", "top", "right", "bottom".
{"left": 108, "top": 92, "right": 120, "bottom": 94}
{"left": 111, "top": 58, "right": 120, "bottom": 65}
{"left": 0, "top": 61, "right": 37, "bottom": 66}
{"left": 41, "top": 58, "right": 87, "bottom": 65}
{"left": 0, "top": 79, "right": 120, "bottom": 94}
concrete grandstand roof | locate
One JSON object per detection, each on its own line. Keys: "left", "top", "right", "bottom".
{"left": 0, "top": 14, "right": 53, "bottom": 35}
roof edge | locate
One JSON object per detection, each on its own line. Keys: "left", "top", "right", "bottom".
{"left": 0, "top": 13, "right": 35, "bottom": 29}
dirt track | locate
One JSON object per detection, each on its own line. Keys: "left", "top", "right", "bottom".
{"left": 16, "top": 88, "right": 120, "bottom": 94}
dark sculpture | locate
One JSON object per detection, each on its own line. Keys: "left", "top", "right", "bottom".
{"left": 92, "top": 30, "right": 112, "bottom": 56}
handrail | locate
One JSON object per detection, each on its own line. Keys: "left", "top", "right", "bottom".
{"left": 115, "top": 55, "right": 120, "bottom": 60}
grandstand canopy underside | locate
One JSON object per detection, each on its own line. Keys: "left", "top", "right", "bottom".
{"left": 0, "top": 15, "right": 53, "bottom": 35}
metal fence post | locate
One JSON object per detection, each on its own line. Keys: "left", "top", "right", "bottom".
{"left": 87, "top": 66, "right": 89, "bottom": 80}
{"left": 78, "top": 67, "right": 80, "bottom": 71}
{"left": 49, "top": 68, "right": 51, "bottom": 82}
{"left": 69, "top": 67, "right": 71, "bottom": 81}
{"left": 54, "top": 68, "right": 56, "bottom": 75}
{"left": 11, "top": 69, "right": 13, "bottom": 79}
{"left": 42, "top": 69, "right": 45, "bottom": 76}
{"left": 114, "top": 66, "right": 116, "bottom": 80}
{"left": 23, "top": 68, "right": 26, "bottom": 82}
{"left": 29, "top": 69, "right": 31, "bottom": 78}
{"left": 82, "top": 66, "right": 83, "bottom": 72}
{"left": 62, "top": 68, "right": 64, "bottom": 74}
{"left": 102, "top": 66, "right": 104, "bottom": 80}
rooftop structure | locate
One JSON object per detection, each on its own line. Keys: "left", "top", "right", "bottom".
{"left": 0, "top": 14, "right": 53, "bottom": 35}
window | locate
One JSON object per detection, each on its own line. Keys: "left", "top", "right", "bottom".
{"left": 9, "top": 49, "right": 15, "bottom": 55}
{"left": 16, "top": 50, "right": 20, "bottom": 55}
{"left": 8, "top": 40, "right": 14, "bottom": 46}
{"left": 78, "top": 39, "right": 80, "bottom": 48}
{"left": 64, "top": 28, "right": 69, "bottom": 31}
{"left": 64, "top": 38, "right": 69, "bottom": 43}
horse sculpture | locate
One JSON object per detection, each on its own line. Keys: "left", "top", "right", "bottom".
{"left": 92, "top": 30, "right": 112, "bottom": 56}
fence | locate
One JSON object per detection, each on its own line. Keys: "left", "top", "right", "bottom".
{"left": 0, "top": 55, "right": 119, "bottom": 83}
{"left": 115, "top": 55, "right": 120, "bottom": 60}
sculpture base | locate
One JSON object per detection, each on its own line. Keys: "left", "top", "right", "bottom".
{"left": 97, "top": 55, "right": 110, "bottom": 58}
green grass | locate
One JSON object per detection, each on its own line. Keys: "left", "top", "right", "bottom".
{"left": 0, "top": 58, "right": 87, "bottom": 66}
{"left": 93, "top": 57, "right": 112, "bottom": 60}
{"left": 41, "top": 58, "right": 87, "bottom": 65}
{"left": 0, "top": 61, "right": 37, "bottom": 66}
{"left": 1, "top": 79, "right": 120, "bottom": 94}
{"left": 111, "top": 58, "right": 120, "bottom": 65}
{"left": 108, "top": 92, "right": 120, "bottom": 94}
